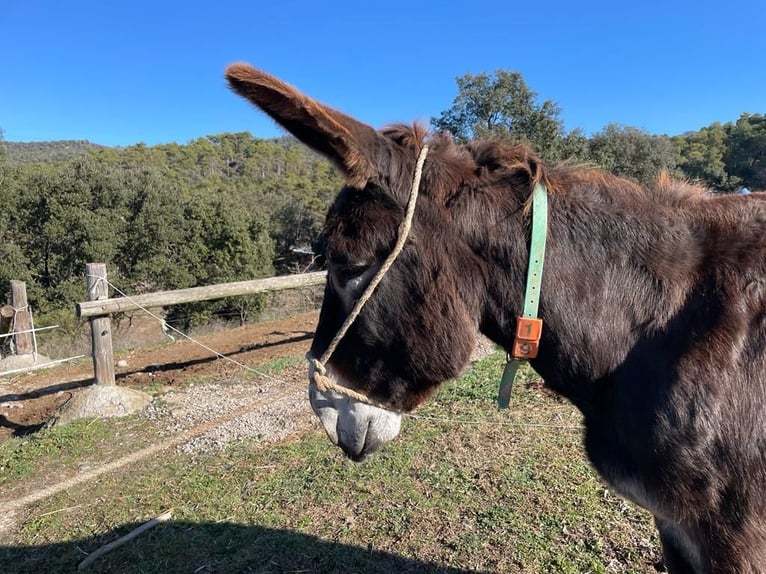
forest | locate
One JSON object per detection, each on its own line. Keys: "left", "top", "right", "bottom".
{"left": 1, "top": 69, "right": 764, "bottom": 333}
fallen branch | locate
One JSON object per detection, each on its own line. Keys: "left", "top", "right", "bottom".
{"left": 78, "top": 510, "right": 172, "bottom": 570}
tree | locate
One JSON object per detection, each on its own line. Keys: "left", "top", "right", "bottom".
{"left": 673, "top": 123, "right": 732, "bottom": 190}
{"left": 161, "top": 192, "right": 275, "bottom": 330}
{"left": 724, "top": 113, "right": 766, "bottom": 190}
{"left": 19, "top": 159, "right": 129, "bottom": 310}
{"left": 117, "top": 167, "right": 197, "bottom": 290}
{"left": 587, "top": 124, "right": 679, "bottom": 186}
{"left": 0, "top": 161, "right": 33, "bottom": 303}
{"left": 431, "top": 70, "right": 583, "bottom": 162}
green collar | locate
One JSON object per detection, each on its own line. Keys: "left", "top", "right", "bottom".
{"left": 498, "top": 182, "right": 549, "bottom": 408}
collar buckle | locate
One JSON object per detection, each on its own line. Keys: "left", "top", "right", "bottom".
{"left": 512, "top": 316, "right": 543, "bottom": 359}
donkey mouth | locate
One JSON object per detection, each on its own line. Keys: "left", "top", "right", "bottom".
{"left": 307, "top": 373, "right": 402, "bottom": 460}
{"left": 340, "top": 443, "right": 371, "bottom": 463}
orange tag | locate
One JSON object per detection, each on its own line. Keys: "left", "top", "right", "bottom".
{"left": 511, "top": 317, "right": 543, "bottom": 359}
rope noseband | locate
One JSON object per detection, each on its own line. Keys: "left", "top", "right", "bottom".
{"left": 307, "top": 145, "right": 429, "bottom": 410}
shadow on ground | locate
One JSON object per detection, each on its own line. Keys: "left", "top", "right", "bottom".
{"left": 1, "top": 521, "right": 486, "bottom": 574}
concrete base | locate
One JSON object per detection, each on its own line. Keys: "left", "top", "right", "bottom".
{"left": 53, "top": 385, "right": 152, "bottom": 426}
{"left": 0, "top": 353, "right": 53, "bottom": 374}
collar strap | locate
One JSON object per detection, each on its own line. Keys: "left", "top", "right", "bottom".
{"left": 498, "top": 182, "right": 549, "bottom": 408}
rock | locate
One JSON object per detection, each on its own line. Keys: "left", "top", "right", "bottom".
{"left": 0, "top": 353, "right": 53, "bottom": 374}
{"left": 116, "top": 359, "right": 128, "bottom": 368}
{"left": 53, "top": 385, "right": 151, "bottom": 426}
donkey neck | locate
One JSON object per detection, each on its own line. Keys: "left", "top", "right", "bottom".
{"left": 477, "top": 185, "right": 700, "bottom": 408}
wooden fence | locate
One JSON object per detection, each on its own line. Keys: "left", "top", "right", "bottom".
{"left": 0, "top": 281, "right": 75, "bottom": 377}
{"left": 10, "top": 281, "right": 34, "bottom": 354}
{"left": 77, "top": 263, "right": 327, "bottom": 386}
{"left": 0, "top": 280, "right": 35, "bottom": 357}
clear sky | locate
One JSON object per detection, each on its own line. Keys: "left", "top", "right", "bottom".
{"left": 1, "top": 0, "right": 763, "bottom": 146}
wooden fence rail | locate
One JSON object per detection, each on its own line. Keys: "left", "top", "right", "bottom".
{"left": 77, "top": 271, "right": 327, "bottom": 319}
{"left": 77, "top": 264, "right": 326, "bottom": 387}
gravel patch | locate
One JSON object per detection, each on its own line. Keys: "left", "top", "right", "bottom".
{"left": 144, "top": 365, "right": 314, "bottom": 455}
{"left": 142, "top": 335, "right": 496, "bottom": 455}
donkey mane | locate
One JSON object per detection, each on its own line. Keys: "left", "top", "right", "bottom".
{"left": 381, "top": 123, "right": 709, "bottom": 213}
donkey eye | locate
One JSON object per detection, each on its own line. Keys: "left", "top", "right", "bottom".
{"left": 335, "top": 264, "right": 370, "bottom": 283}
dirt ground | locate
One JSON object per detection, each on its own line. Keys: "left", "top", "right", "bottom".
{"left": 0, "top": 310, "right": 319, "bottom": 440}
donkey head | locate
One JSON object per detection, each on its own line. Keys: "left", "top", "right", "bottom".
{"left": 226, "top": 64, "right": 488, "bottom": 460}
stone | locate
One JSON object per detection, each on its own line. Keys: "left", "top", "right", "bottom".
{"left": 0, "top": 353, "right": 53, "bottom": 374}
{"left": 53, "top": 385, "right": 151, "bottom": 426}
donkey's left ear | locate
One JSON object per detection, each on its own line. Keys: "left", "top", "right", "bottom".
{"left": 226, "top": 63, "right": 383, "bottom": 188}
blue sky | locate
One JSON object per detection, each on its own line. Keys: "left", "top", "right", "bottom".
{"left": 1, "top": 0, "right": 764, "bottom": 146}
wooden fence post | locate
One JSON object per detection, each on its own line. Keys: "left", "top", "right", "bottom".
{"left": 54, "top": 263, "right": 149, "bottom": 425}
{"left": 85, "top": 263, "right": 115, "bottom": 386}
{"left": 0, "top": 305, "right": 13, "bottom": 338}
{"left": 10, "top": 280, "right": 34, "bottom": 355}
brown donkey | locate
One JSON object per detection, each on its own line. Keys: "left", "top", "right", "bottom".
{"left": 226, "top": 63, "right": 766, "bottom": 573}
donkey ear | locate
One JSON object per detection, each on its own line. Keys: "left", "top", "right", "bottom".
{"left": 226, "top": 63, "right": 381, "bottom": 187}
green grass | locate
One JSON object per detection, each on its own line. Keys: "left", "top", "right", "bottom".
{"left": 0, "top": 418, "right": 118, "bottom": 485}
{"left": 0, "top": 353, "right": 661, "bottom": 573}
{"left": 248, "top": 354, "right": 305, "bottom": 375}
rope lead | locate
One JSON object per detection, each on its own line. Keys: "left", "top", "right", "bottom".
{"left": 308, "top": 145, "right": 429, "bottom": 410}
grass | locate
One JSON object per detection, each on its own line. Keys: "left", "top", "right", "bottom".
{"left": 248, "top": 354, "right": 305, "bottom": 375}
{"left": 0, "top": 416, "right": 144, "bottom": 486}
{"left": 0, "top": 353, "right": 661, "bottom": 573}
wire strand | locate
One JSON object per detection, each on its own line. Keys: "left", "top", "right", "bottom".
{"left": 406, "top": 412, "right": 583, "bottom": 430}
{"left": 87, "top": 275, "right": 292, "bottom": 388}
{"left": 85, "top": 267, "right": 583, "bottom": 430}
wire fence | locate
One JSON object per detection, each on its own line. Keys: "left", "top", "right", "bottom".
{"left": 0, "top": 304, "right": 85, "bottom": 377}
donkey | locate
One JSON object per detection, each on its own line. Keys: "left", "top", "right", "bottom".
{"left": 226, "top": 63, "right": 766, "bottom": 573}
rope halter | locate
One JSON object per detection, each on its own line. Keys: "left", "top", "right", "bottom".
{"left": 307, "top": 144, "right": 430, "bottom": 411}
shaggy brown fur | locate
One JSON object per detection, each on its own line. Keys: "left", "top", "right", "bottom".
{"left": 226, "top": 63, "right": 766, "bottom": 573}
